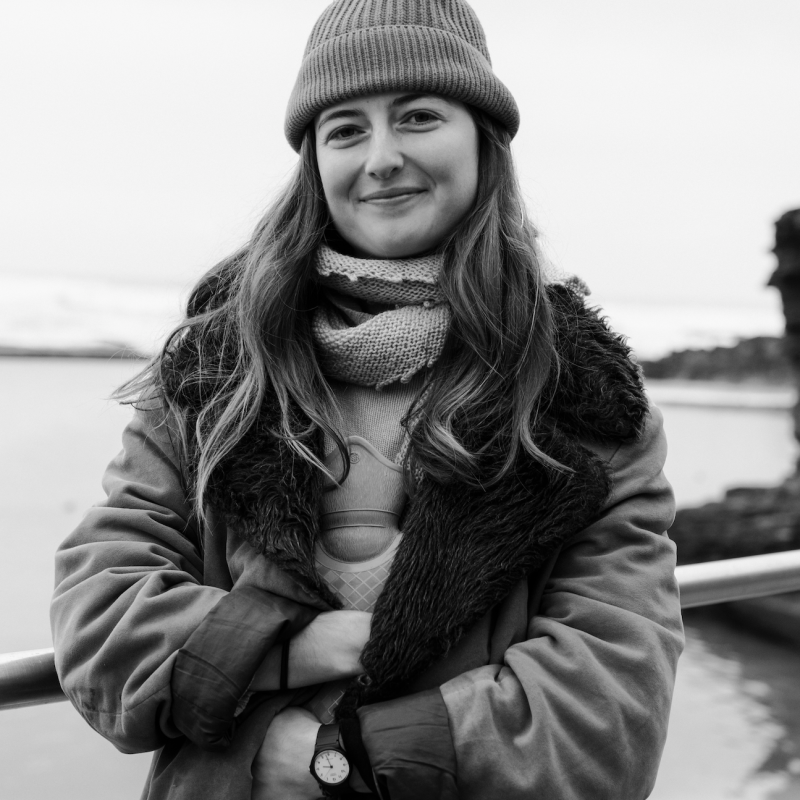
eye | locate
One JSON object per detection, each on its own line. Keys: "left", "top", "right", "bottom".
{"left": 327, "top": 125, "right": 362, "bottom": 143}
{"left": 406, "top": 111, "right": 439, "bottom": 126}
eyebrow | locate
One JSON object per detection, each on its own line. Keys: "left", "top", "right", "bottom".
{"left": 316, "top": 94, "right": 447, "bottom": 129}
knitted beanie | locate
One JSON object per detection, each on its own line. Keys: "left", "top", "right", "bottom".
{"left": 285, "top": 0, "right": 519, "bottom": 151}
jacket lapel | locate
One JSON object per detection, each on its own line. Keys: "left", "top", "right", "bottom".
{"left": 204, "top": 405, "right": 339, "bottom": 607}
{"left": 339, "top": 421, "right": 611, "bottom": 710}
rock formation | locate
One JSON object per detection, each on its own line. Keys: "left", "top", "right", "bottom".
{"left": 769, "top": 208, "right": 800, "bottom": 444}
{"left": 669, "top": 209, "right": 800, "bottom": 566}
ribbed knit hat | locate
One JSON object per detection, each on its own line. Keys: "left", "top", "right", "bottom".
{"left": 284, "top": 0, "right": 519, "bottom": 152}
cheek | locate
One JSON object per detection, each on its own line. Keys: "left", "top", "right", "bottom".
{"left": 316, "top": 150, "right": 353, "bottom": 216}
{"left": 455, "top": 156, "right": 479, "bottom": 210}
{"left": 431, "top": 138, "right": 479, "bottom": 217}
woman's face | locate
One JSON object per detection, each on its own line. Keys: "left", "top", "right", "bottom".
{"left": 315, "top": 92, "right": 480, "bottom": 259}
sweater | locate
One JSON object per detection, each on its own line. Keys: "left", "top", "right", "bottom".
{"left": 308, "top": 374, "right": 424, "bottom": 723}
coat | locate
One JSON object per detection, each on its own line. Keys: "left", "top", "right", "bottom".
{"left": 50, "top": 286, "right": 684, "bottom": 799}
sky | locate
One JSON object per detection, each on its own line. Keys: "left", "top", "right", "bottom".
{"left": 1, "top": 0, "right": 798, "bottom": 328}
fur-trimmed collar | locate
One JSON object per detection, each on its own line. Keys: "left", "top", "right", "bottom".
{"left": 162, "top": 285, "right": 648, "bottom": 708}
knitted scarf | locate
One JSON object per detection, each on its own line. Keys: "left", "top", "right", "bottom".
{"left": 312, "top": 244, "right": 450, "bottom": 389}
{"left": 311, "top": 243, "right": 587, "bottom": 390}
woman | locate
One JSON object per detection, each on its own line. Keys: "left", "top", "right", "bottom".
{"left": 50, "top": 1, "right": 684, "bottom": 798}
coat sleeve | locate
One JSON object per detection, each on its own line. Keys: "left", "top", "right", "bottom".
{"left": 50, "top": 404, "right": 317, "bottom": 754}
{"left": 357, "top": 404, "right": 684, "bottom": 799}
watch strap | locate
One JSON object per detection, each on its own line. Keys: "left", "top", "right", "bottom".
{"left": 339, "top": 717, "right": 378, "bottom": 795}
{"left": 315, "top": 722, "right": 343, "bottom": 752}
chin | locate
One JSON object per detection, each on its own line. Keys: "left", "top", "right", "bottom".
{"left": 357, "top": 230, "right": 439, "bottom": 260}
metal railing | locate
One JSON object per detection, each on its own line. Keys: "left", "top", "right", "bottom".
{"left": 0, "top": 648, "right": 65, "bottom": 711}
{"left": 3, "top": 549, "right": 800, "bottom": 712}
{"left": 678, "top": 549, "right": 800, "bottom": 608}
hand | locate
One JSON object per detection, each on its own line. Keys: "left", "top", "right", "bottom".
{"left": 292, "top": 610, "right": 372, "bottom": 685}
{"left": 252, "top": 707, "right": 372, "bottom": 799}
{"left": 251, "top": 610, "right": 372, "bottom": 691}
{"left": 252, "top": 707, "right": 320, "bottom": 800}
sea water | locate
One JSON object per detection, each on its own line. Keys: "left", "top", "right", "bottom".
{"left": 0, "top": 358, "right": 152, "bottom": 799}
{"left": 1, "top": 358, "right": 799, "bottom": 799}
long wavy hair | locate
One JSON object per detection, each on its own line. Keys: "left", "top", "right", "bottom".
{"left": 115, "top": 107, "right": 560, "bottom": 526}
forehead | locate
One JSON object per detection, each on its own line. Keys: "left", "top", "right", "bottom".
{"left": 315, "top": 92, "right": 458, "bottom": 127}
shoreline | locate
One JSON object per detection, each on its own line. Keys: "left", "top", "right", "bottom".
{"left": 3, "top": 355, "right": 794, "bottom": 409}
{"left": 0, "top": 346, "right": 147, "bottom": 360}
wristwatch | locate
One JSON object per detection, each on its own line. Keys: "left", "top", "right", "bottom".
{"left": 309, "top": 722, "right": 351, "bottom": 796}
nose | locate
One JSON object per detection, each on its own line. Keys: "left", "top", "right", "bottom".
{"left": 363, "top": 129, "right": 403, "bottom": 180}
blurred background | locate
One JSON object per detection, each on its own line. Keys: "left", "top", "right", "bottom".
{"left": 1, "top": 1, "right": 799, "bottom": 797}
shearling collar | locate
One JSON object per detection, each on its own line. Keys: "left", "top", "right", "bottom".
{"left": 163, "top": 285, "right": 648, "bottom": 706}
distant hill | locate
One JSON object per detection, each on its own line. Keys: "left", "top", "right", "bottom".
{"left": 639, "top": 336, "right": 792, "bottom": 384}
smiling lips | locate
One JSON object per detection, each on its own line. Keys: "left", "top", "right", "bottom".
{"left": 360, "top": 187, "right": 426, "bottom": 204}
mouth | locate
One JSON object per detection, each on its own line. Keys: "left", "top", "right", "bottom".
{"left": 360, "top": 187, "right": 427, "bottom": 204}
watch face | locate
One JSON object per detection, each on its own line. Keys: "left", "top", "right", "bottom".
{"left": 313, "top": 749, "right": 350, "bottom": 785}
